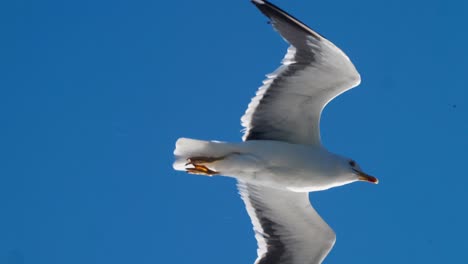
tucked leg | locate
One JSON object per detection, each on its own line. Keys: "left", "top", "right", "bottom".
{"left": 185, "top": 152, "right": 264, "bottom": 180}
{"left": 186, "top": 164, "right": 220, "bottom": 176}
{"left": 185, "top": 155, "right": 230, "bottom": 176}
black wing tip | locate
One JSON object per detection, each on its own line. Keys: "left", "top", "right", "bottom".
{"left": 250, "top": 0, "right": 281, "bottom": 19}
{"left": 250, "top": 0, "right": 322, "bottom": 41}
{"left": 251, "top": 0, "right": 267, "bottom": 6}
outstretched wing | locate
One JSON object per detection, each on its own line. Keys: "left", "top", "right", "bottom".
{"left": 242, "top": 0, "right": 361, "bottom": 145}
{"left": 238, "top": 181, "right": 336, "bottom": 264}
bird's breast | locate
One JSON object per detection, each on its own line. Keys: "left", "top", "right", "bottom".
{"left": 239, "top": 141, "right": 338, "bottom": 192}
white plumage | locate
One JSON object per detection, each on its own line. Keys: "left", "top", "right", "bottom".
{"left": 173, "top": 1, "right": 377, "bottom": 263}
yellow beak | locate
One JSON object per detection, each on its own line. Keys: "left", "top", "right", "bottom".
{"left": 355, "top": 169, "right": 379, "bottom": 184}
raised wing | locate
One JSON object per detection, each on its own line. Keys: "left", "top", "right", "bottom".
{"left": 238, "top": 181, "right": 336, "bottom": 264}
{"left": 242, "top": 0, "right": 361, "bottom": 145}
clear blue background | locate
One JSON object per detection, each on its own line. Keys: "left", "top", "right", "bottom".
{"left": 1, "top": 0, "right": 468, "bottom": 263}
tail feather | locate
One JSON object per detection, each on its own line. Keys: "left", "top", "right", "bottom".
{"left": 173, "top": 138, "right": 239, "bottom": 171}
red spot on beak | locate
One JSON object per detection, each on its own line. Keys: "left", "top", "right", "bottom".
{"left": 358, "top": 173, "right": 379, "bottom": 184}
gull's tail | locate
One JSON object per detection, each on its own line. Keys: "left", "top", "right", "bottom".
{"left": 173, "top": 138, "right": 240, "bottom": 171}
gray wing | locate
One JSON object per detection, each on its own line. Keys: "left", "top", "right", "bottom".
{"left": 238, "top": 181, "right": 336, "bottom": 264}
{"left": 242, "top": 0, "right": 361, "bottom": 145}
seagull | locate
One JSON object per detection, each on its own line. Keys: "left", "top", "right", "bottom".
{"left": 173, "top": 0, "right": 378, "bottom": 263}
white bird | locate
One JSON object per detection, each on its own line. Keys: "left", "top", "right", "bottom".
{"left": 173, "top": 0, "right": 378, "bottom": 263}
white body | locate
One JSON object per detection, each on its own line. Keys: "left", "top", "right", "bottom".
{"left": 173, "top": 138, "right": 355, "bottom": 192}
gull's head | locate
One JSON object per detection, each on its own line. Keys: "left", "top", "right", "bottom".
{"left": 311, "top": 154, "right": 379, "bottom": 191}
{"left": 345, "top": 159, "right": 378, "bottom": 184}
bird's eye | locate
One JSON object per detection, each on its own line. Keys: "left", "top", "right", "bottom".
{"left": 349, "top": 160, "right": 356, "bottom": 167}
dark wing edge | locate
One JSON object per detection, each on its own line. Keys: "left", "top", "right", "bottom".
{"left": 238, "top": 181, "right": 336, "bottom": 264}
{"left": 242, "top": 0, "right": 360, "bottom": 144}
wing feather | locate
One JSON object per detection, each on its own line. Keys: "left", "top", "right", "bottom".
{"left": 242, "top": 0, "right": 360, "bottom": 145}
{"left": 238, "top": 181, "right": 336, "bottom": 264}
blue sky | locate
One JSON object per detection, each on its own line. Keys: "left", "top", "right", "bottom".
{"left": 1, "top": 0, "right": 468, "bottom": 263}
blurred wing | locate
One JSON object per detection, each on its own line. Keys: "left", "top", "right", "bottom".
{"left": 242, "top": 0, "right": 361, "bottom": 145}
{"left": 238, "top": 181, "right": 336, "bottom": 264}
